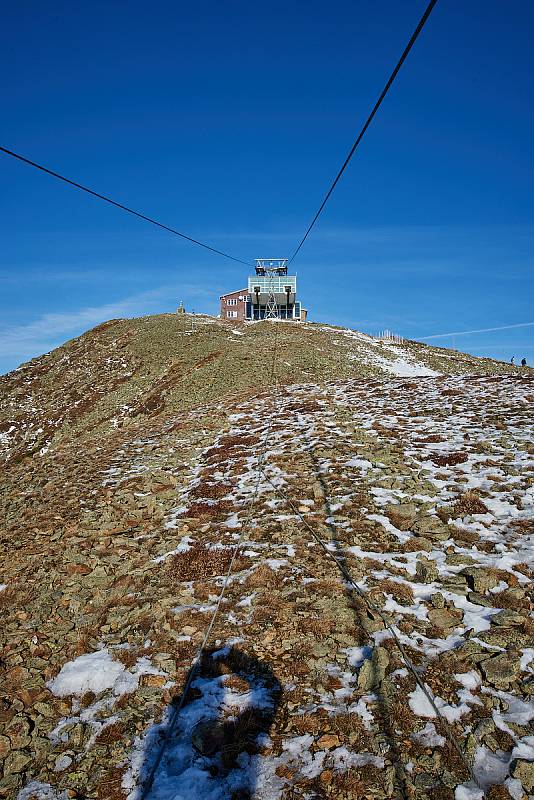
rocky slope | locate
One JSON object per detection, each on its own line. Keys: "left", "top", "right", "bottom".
{"left": 0, "top": 316, "right": 532, "bottom": 800}
{"left": 0, "top": 314, "right": 517, "bottom": 465}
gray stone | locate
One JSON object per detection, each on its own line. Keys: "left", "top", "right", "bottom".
{"left": 490, "top": 609, "right": 526, "bottom": 627}
{"left": 460, "top": 567, "right": 501, "bottom": 593}
{"left": 0, "top": 736, "right": 10, "bottom": 759}
{"left": 416, "top": 557, "right": 439, "bottom": 583}
{"left": 430, "top": 592, "right": 445, "bottom": 609}
{"left": 191, "top": 720, "right": 225, "bottom": 756}
{"left": 3, "top": 749, "right": 31, "bottom": 775}
{"left": 511, "top": 759, "right": 534, "bottom": 792}
{"left": 413, "top": 515, "right": 449, "bottom": 540}
{"left": 385, "top": 503, "right": 418, "bottom": 531}
{"left": 415, "top": 536, "right": 435, "bottom": 552}
{"left": 467, "top": 592, "right": 494, "bottom": 608}
{"left": 428, "top": 607, "right": 460, "bottom": 631}
{"left": 357, "top": 646, "right": 389, "bottom": 691}
{"left": 481, "top": 653, "right": 520, "bottom": 688}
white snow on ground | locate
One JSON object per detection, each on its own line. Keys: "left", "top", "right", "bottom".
{"left": 18, "top": 371, "right": 532, "bottom": 799}
{"left": 411, "top": 722, "right": 445, "bottom": 747}
{"left": 46, "top": 649, "right": 168, "bottom": 753}
{"left": 153, "top": 534, "right": 193, "bottom": 563}
{"left": 47, "top": 648, "right": 162, "bottom": 698}
{"left": 310, "top": 324, "right": 441, "bottom": 375}
{"left": 17, "top": 782, "right": 71, "bottom": 800}
{"left": 369, "top": 352, "right": 440, "bottom": 377}
{"left": 125, "top": 675, "right": 384, "bottom": 800}
{"left": 124, "top": 659, "right": 281, "bottom": 800}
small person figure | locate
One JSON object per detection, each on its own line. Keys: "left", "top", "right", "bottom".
{"left": 510, "top": 356, "right": 515, "bottom": 365}
{"left": 521, "top": 357, "right": 527, "bottom": 367}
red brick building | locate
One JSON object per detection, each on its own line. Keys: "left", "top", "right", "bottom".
{"left": 219, "top": 288, "right": 249, "bottom": 321}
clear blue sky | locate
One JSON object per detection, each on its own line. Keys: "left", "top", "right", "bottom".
{"left": 1, "top": 0, "right": 533, "bottom": 374}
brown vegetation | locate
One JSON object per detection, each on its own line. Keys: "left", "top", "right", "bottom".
{"left": 431, "top": 451, "right": 469, "bottom": 467}
{"left": 453, "top": 491, "right": 489, "bottom": 517}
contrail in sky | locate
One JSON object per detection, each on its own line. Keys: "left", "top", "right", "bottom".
{"left": 419, "top": 322, "right": 534, "bottom": 340}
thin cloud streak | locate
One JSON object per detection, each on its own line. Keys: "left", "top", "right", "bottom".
{"left": 419, "top": 322, "right": 534, "bottom": 340}
{"left": 0, "top": 284, "right": 211, "bottom": 372}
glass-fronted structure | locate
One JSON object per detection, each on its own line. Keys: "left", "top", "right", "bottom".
{"left": 246, "top": 259, "right": 302, "bottom": 320}
{"left": 220, "top": 259, "right": 306, "bottom": 322}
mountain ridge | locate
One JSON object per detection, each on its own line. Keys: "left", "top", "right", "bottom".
{"left": 0, "top": 313, "right": 519, "bottom": 465}
{"left": 1, "top": 314, "right": 533, "bottom": 800}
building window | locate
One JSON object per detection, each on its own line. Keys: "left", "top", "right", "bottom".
{"left": 226, "top": 310, "right": 238, "bottom": 318}
{"left": 227, "top": 298, "right": 238, "bottom": 306}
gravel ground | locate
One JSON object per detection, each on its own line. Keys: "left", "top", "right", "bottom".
{"left": 1, "top": 361, "right": 532, "bottom": 799}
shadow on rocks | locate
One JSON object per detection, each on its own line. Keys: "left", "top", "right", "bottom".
{"left": 139, "top": 646, "right": 282, "bottom": 800}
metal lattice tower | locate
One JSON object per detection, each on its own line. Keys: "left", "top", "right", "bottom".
{"left": 264, "top": 269, "right": 279, "bottom": 318}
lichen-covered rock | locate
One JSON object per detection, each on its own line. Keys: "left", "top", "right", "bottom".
{"left": 481, "top": 653, "right": 520, "bottom": 688}
{"left": 490, "top": 609, "right": 526, "bottom": 627}
{"left": 416, "top": 557, "right": 439, "bottom": 583}
{"left": 357, "top": 646, "right": 389, "bottom": 690}
{"left": 385, "top": 503, "right": 418, "bottom": 531}
{"left": 460, "top": 567, "right": 501, "bottom": 593}
{"left": 3, "top": 749, "right": 31, "bottom": 774}
{"left": 427, "top": 607, "right": 460, "bottom": 631}
{"left": 511, "top": 759, "right": 534, "bottom": 792}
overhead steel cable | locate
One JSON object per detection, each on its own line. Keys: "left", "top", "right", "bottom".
{"left": 0, "top": 145, "right": 251, "bottom": 266}
{"left": 288, "top": 0, "right": 438, "bottom": 264}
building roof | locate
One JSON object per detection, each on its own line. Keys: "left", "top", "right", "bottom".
{"left": 219, "top": 288, "right": 248, "bottom": 299}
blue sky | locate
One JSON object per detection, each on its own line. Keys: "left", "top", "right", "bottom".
{"left": 1, "top": 0, "right": 533, "bottom": 374}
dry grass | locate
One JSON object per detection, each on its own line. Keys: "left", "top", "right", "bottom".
{"left": 220, "top": 706, "right": 276, "bottom": 769}
{"left": 431, "top": 451, "right": 469, "bottom": 467}
{"left": 511, "top": 519, "right": 534, "bottom": 535}
{"left": 113, "top": 648, "right": 141, "bottom": 669}
{"left": 335, "top": 762, "right": 383, "bottom": 793}
{"left": 514, "top": 561, "right": 533, "bottom": 579}
{"left": 422, "top": 651, "right": 470, "bottom": 703}
{"left": 223, "top": 674, "right": 251, "bottom": 693}
{"left": 183, "top": 500, "right": 235, "bottom": 519}
{"left": 0, "top": 585, "right": 34, "bottom": 613}
{"left": 453, "top": 491, "right": 489, "bottom": 517}
{"left": 375, "top": 578, "right": 414, "bottom": 605}
{"left": 439, "top": 733, "right": 470, "bottom": 781}
{"left": 189, "top": 480, "right": 232, "bottom": 500}
{"left": 312, "top": 578, "right": 343, "bottom": 593}
{"left": 96, "top": 766, "right": 127, "bottom": 800}
{"left": 166, "top": 545, "right": 248, "bottom": 581}
{"left": 483, "top": 566, "right": 519, "bottom": 587}
{"left": 492, "top": 589, "right": 530, "bottom": 612}
{"left": 486, "top": 786, "right": 513, "bottom": 800}
{"left": 290, "top": 713, "right": 321, "bottom": 735}
{"left": 288, "top": 658, "right": 312, "bottom": 679}
{"left": 449, "top": 526, "right": 480, "bottom": 545}
{"left": 327, "top": 768, "right": 367, "bottom": 795}
{"left": 298, "top": 616, "right": 335, "bottom": 638}
{"left": 80, "top": 690, "right": 96, "bottom": 708}
{"left": 330, "top": 713, "right": 367, "bottom": 746}
{"left": 244, "top": 564, "right": 285, "bottom": 590}
{"left": 388, "top": 699, "right": 417, "bottom": 736}
{"left": 491, "top": 726, "right": 516, "bottom": 752}
{"left": 96, "top": 722, "right": 126, "bottom": 746}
